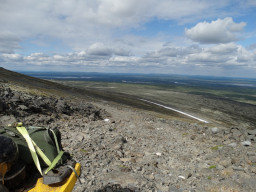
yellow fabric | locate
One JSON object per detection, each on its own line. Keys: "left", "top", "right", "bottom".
{"left": 16, "top": 125, "right": 43, "bottom": 175}
{"left": 28, "top": 163, "right": 81, "bottom": 192}
{"left": 31, "top": 140, "right": 51, "bottom": 167}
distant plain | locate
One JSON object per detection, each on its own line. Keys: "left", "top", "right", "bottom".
{"left": 23, "top": 72, "right": 256, "bottom": 128}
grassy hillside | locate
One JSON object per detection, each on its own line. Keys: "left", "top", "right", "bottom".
{"left": 55, "top": 80, "right": 256, "bottom": 128}
{"left": 1, "top": 68, "right": 256, "bottom": 127}
{"left": 0, "top": 68, "right": 190, "bottom": 122}
{"left": 0, "top": 67, "right": 85, "bottom": 98}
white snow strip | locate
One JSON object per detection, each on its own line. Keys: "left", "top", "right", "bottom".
{"left": 140, "top": 99, "right": 208, "bottom": 123}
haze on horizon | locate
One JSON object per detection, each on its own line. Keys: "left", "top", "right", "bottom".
{"left": 0, "top": 0, "right": 256, "bottom": 78}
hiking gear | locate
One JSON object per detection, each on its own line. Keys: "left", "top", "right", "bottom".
{"left": 15, "top": 123, "right": 65, "bottom": 176}
{"left": 0, "top": 135, "right": 18, "bottom": 164}
{"left": 28, "top": 163, "right": 81, "bottom": 192}
{"left": 0, "top": 123, "right": 72, "bottom": 185}
{"left": 1, "top": 124, "right": 69, "bottom": 167}
{"left": 2, "top": 161, "right": 27, "bottom": 190}
{"left": 16, "top": 124, "right": 44, "bottom": 175}
{"left": 0, "top": 135, "right": 19, "bottom": 184}
{"left": 1, "top": 122, "right": 81, "bottom": 192}
{"left": 43, "top": 159, "right": 78, "bottom": 185}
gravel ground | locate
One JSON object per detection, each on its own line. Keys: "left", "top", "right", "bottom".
{"left": 1, "top": 82, "right": 256, "bottom": 192}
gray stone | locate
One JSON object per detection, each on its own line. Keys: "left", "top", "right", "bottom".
{"left": 127, "top": 183, "right": 138, "bottom": 191}
{"left": 249, "top": 156, "right": 256, "bottom": 163}
{"left": 247, "top": 129, "right": 256, "bottom": 135}
{"left": 232, "top": 129, "right": 242, "bottom": 138}
{"left": 216, "top": 164, "right": 224, "bottom": 170}
{"left": 232, "top": 166, "right": 244, "bottom": 171}
{"left": 190, "top": 135, "right": 196, "bottom": 140}
{"left": 0, "top": 115, "right": 16, "bottom": 126}
{"left": 220, "top": 159, "right": 232, "bottom": 168}
{"left": 246, "top": 135, "right": 256, "bottom": 141}
{"left": 227, "top": 143, "right": 237, "bottom": 147}
{"left": 3, "top": 90, "right": 9, "bottom": 97}
{"left": 239, "top": 178, "right": 256, "bottom": 191}
{"left": 169, "top": 186, "right": 183, "bottom": 192}
{"left": 80, "top": 177, "right": 86, "bottom": 184}
{"left": 10, "top": 92, "right": 20, "bottom": 102}
{"left": 77, "top": 135, "right": 84, "bottom": 141}
{"left": 211, "top": 127, "right": 219, "bottom": 134}
{"left": 241, "top": 141, "right": 251, "bottom": 146}
{"left": 247, "top": 152, "right": 256, "bottom": 156}
{"left": 18, "top": 105, "right": 28, "bottom": 110}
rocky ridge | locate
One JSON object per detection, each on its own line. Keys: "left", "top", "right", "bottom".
{"left": 1, "top": 81, "right": 256, "bottom": 192}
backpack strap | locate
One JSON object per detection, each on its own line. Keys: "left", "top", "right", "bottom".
{"left": 49, "top": 129, "right": 61, "bottom": 154}
{"left": 44, "top": 151, "right": 64, "bottom": 175}
{"left": 49, "top": 129, "right": 62, "bottom": 164}
{"left": 16, "top": 123, "right": 43, "bottom": 175}
{"left": 16, "top": 123, "right": 64, "bottom": 175}
{"left": 31, "top": 139, "right": 51, "bottom": 166}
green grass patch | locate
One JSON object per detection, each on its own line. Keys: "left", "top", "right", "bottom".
{"left": 211, "top": 145, "right": 223, "bottom": 151}
{"left": 209, "top": 165, "right": 217, "bottom": 169}
{"left": 80, "top": 149, "right": 89, "bottom": 153}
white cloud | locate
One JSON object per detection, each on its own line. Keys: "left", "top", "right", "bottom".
{"left": 1, "top": 42, "right": 255, "bottom": 77}
{"left": 110, "top": 56, "right": 139, "bottom": 62}
{"left": 147, "top": 45, "right": 202, "bottom": 58}
{"left": 0, "top": 0, "right": 232, "bottom": 51}
{"left": 93, "top": 0, "right": 222, "bottom": 26}
{"left": 185, "top": 17, "right": 246, "bottom": 44}
{"left": 87, "top": 43, "right": 113, "bottom": 56}
{"left": 2, "top": 53, "right": 23, "bottom": 61}
{"left": 186, "top": 43, "right": 254, "bottom": 68}
{"left": 0, "top": 32, "right": 21, "bottom": 53}
{"left": 209, "top": 43, "right": 238, "bottom": 54}
{"left": 86, "top": 43, "right": 131, "bottom": 57}
{"left": 0, "top": 1, "right": 255, "bottom": 77}
{"left": 157, "top": 48, "right": 181, "bottom": 57}
{"left": 187, "top": 52, "right": 231, "bottom": 64}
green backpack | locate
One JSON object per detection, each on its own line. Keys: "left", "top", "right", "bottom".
{"left": 0, "top": 123, "right": 73, "bottom": 185}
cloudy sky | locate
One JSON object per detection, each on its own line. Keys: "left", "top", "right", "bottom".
{"left": 0, "top": 0, "right": 256, "bottom": 77}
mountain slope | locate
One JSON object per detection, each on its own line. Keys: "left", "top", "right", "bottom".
{"left": 0, "top": 67, "right": 79, "bottom": 96}
{"left": 1, "top": 67, "right": 256, "bottom": 191}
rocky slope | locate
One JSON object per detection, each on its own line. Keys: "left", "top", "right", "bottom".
{"left": 1, "top": 74, "right": 256, "bottom": 191}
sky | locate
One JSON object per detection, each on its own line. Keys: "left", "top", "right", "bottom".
{"left": 0, "top": 0, "right": 256, "bottom": 78}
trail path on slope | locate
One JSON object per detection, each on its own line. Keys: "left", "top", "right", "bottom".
{"left": 139, "top": 99, "right": 209, "bottom": 123}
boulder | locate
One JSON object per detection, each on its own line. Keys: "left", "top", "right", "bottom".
{"left": 0, "top": 115, "right": 16, "bottom": 126}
